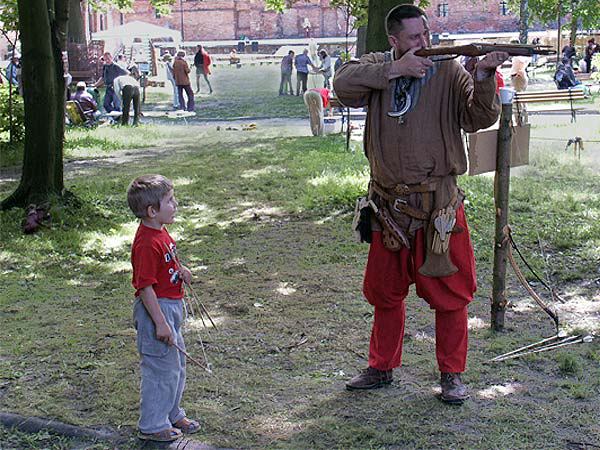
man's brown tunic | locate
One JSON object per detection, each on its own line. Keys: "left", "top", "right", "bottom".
{"left": 334, "top": 52, "right": 500, "bottom": 234}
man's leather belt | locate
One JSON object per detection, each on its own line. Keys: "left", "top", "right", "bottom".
{"left": 372, "top": 180, "right": 437, "bottom": 200}
{"left": 392, "top": 182, "right": 437, "bottom": 196}
{"left": 371, "top": 180, "right": 437, "bottom": 220}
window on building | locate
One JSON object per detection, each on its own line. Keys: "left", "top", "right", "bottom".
{"left": 500, "top": 1, "right": 508, "bottom": 15}
{"left": 437, "top": 3, "right": 449, "bottom": 18}
{"left": 120, "top": 13, "right": 125, "bottom": 25}
{"left": 99, "top": 14, "right": 105, "bottom": 31}
{"left": 155, "top": 9, "right": 161, "bottom": 18}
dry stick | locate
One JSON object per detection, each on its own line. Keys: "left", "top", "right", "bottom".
{"left": 185, "top": 282, "right": 218, "bottom": 330}
{"left": 492, "top": 336, "right": 586, "bottom": 362}
{"left": 161, "top": 243, "right": 214, "bottom": 371}
{"left": 162, "top": 243, "right": 217, "bottom": 329}
{"left": 172, "top": 342, "right": 212, "bottom": 374}
{"left": 488, "top": 330, "right": 567, "bottom": 362}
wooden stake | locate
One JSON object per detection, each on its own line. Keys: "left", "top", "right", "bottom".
{"left": 491, "top": 94, "right": 513, "bottom": 331}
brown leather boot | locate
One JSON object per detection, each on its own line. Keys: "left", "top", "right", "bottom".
{"left": 346, "top": 367, "right": 393, "bottom": 390}
{"left": 440, "top": 372, "right": 469, "bottom": 404}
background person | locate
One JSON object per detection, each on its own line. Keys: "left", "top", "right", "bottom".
{"left": 554, "top": 57, "right": 581, "bottom": 89}
{"left": 5, "top": 55, "right": 20, "bottom": 87}
{"left": 279, "top": 50, "right": 295, "bottom": 95}
{"left": 163, "top": 53, "right": 180, "bottom": 110}
{"left": 72, "top": 81, "right": 100, "bottom": 120}
{"left": 318, "top": 49, "right": 332, "bottom": 89}
{"left": 584, "top": 38, "right": 597, "bottom": 74}
{"left": 94, "top": 52, "right": 128, "bottom": 113}
{"left": 303, "top": 87, "right": 332, "bottom": 136}
{"left": 193, "top": 45, "right": 213, "bottom": 94}
{"left": 294, "top": 49, "right": 315, "bottom": 96}
{"left": 561, "top": 40, "right": 576, "bottom": 64}
{"left": 334, "top": 3, "right": 508, "bottom": 405}
{"left": 229, "top": 48, "right": 240, "bottom": 65}
{"left": 173, "top": 51, "right": 195, "bottom": 112}
{"left": 113, "top": 74, "right": 141, "bottom": 125}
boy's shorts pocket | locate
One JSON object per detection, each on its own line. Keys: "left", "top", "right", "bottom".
{"left": 134, "top": 299, "right": 171, "bottom": 357}
{"left": 139, "top": 336, "right": 170, "bottom": 357}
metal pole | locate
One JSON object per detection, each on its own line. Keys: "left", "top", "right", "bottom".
{"left": 556, "top": 3, "right": 561, "bottom": 67}
{"left": 491, "top": 88, "right": 514, "bottom": 331}
{"left": 180, "top": 0, "right": 185, "bottom": 41}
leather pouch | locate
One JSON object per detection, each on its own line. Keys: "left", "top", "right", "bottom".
{"left": 352, "top": 196, "right": 373, "bottom": 243}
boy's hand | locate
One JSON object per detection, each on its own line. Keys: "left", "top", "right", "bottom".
{"left": 156, "top": 322, "right": 173, "bottom": 345}
{"left": 181, "top": 265, "right": 193, "bottom": 284}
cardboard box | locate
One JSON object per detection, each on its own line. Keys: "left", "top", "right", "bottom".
{"left": 467, "top": 124, "right": 530, "bottom": 176}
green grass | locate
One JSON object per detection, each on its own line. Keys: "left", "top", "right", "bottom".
{"left": 0, "top": 70, "right": 599, "bottom": 449}
{"left": 144, "top": 64, "right": 310, "bottom": 120}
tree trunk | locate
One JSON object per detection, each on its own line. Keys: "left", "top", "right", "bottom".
{"left": 356, "top": 25, "right": 367, "bottom": 57}
{"left": 365, "top": 0, "right": 411, "bottom": 54}
{"left": 519, "top": 0, "right": 529, "bottom": 44}
{"left": 2, "top": 0, "right": 68, "bottom": 209}
{"left": 569, "top": 0, "right": 577, "bottom": 46}
{"left": 68, "top": 0, "right": 85, "bottom": 44}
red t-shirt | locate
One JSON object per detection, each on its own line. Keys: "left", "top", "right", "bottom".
{"left": 495, "top": 70, "right": 505, "bottom": 94}
{"left": 131, "top": 223, "right": 184, "bottom": 299}
{"left": 312, "top": 88, "right": 330, "bottom": 108}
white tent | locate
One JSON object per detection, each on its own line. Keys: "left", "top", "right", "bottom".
{"left": 91, "top": 21, "right": 181, "bottom": 54}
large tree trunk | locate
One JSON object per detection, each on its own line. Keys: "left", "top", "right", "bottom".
{"left": 68, "top": 0, "right": 86, "bottom": 44}
{"left": 365, "top": 0, "right": 411, "bottom": 54}
{"left": 519, "top": 0, "right": 529, "bottom": 44}
{"left": 2, "top": 0, "right": 68, "bottom": 209}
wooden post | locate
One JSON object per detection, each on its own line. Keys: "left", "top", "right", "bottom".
{"left": 491, "top": 89, "right": 514, "bottom": 331}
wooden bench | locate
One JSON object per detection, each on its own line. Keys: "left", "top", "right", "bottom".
{"left": 575, "top": 72, "right": 592, "bottom": 82}
{"left": 70, "top": 70, "right": 96, "bottom": 83}
{"left": 329, "top": 97, "right": 368, "bottom": 132}
{"left": 513, "top": 87, "right": 587, "bottom": 124}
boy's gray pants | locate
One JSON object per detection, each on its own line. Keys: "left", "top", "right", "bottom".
{"left": 133, "top": 298, "right": 186, "bottom": 434}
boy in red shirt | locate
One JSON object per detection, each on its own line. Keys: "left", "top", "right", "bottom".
{"left": 127, "top": 174, "right": 200, "bottom": 442}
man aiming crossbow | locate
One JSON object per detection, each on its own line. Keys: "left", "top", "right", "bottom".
{"left": 333, "top": 4, "right": 509, "bottom": 404}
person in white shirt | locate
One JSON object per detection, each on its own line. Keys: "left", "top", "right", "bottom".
{"left": 113, "top": 75, "right": 141, "bottom": 125}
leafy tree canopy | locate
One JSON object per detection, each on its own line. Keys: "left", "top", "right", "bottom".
{"left": 507, "top": 0, "right": 600, "bottom": 31}
{"left": 0, "top": 0, "right": 19, "bottom": 34}
{"left": 91, "top": 0, "right": 174, "bottom": 15}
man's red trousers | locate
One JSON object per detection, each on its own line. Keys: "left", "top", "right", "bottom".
{"left": 363, "top": 204, "right": 476, "bottom": 373}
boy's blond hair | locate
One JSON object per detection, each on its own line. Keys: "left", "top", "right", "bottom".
{"left": 127, "top": 174, "right": 173, "bottom": 218}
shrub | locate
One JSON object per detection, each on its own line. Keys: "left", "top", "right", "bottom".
{"left": 0, "top": 84, "right": 25, "bottom": 144}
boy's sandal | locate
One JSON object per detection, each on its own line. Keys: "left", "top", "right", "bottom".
{"left": 173, "top": 417, "right": 201, "bottom": 434}
{"left": 139, "top": 428, "right": 182, "bottom": 442}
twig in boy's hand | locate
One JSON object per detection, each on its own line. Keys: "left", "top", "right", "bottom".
{"left": 162, "top": 242, "right": 218, "bottom": 329}
{"left": 184, "top": 282, "right": 218, "bottom": 330}
{"left": 172, "top": 342, "right": 213, "bottom": 374}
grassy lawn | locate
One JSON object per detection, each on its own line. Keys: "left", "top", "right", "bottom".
{"left": 0, "top": 68, "right": 599, "bottom": 449}
{"left": 143, "top": 64, "right": 310, "bottom": 120}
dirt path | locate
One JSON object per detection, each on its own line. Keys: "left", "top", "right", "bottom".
{"left": 0, "top": 118, "right": 315, "bottom": 185}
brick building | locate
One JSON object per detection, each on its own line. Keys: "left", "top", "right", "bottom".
{"left": 89, "top": 0, "right": 352, "bottom": 42}
{"left": 86, "top": 0, "right": 520, "bottom": 43}
{"left": 424, "top": 0, "right": 519, "bottom": 34}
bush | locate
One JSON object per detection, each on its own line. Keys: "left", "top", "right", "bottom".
{"left": 0, "top": 84, "right": 25, "bottom": 144}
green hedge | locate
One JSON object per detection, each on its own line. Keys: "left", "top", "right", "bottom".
{"left": 0, "top": 84, "right": 24, "bottom": 144}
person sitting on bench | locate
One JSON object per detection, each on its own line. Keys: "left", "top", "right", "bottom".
{"left": 554, "top": 57, "right": 581, "bottom": 90}
{"left": 72, "top": 81, "right": 101, "bottom": 120}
